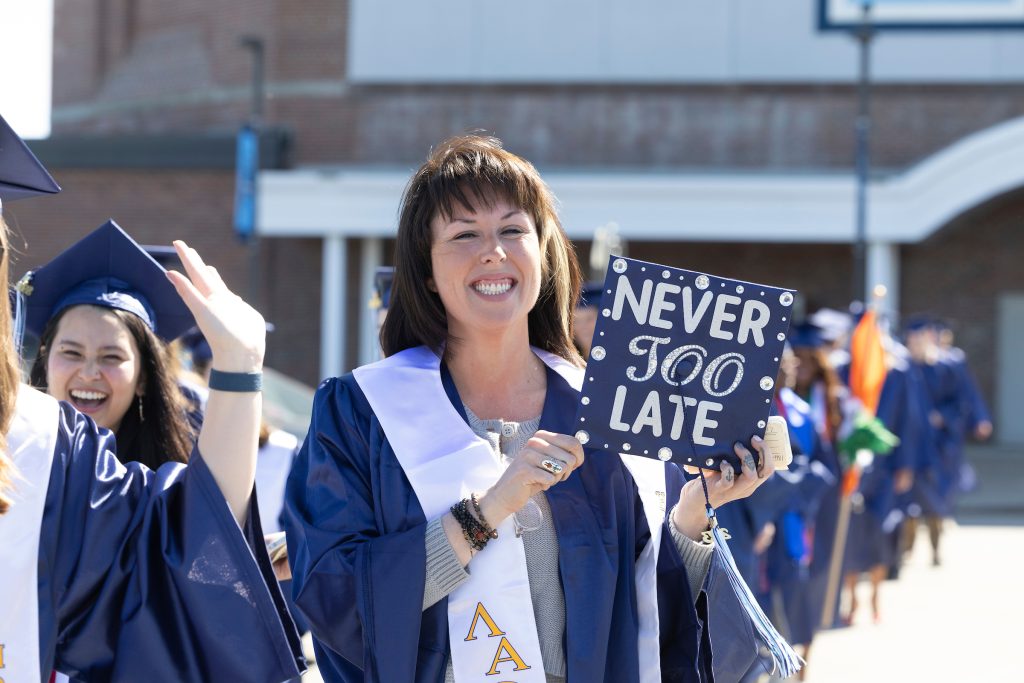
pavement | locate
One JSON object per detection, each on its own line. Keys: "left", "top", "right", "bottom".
{"left": 799, "top": 442, "right": 1024, "bottom": 683}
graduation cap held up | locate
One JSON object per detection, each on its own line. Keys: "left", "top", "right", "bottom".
{"left": 17, "top": 220, "right": 196, "bottom": 343}
{"left": 573, "top": 256, "right": 795, "bottom": 473}
{"left": 573, "top": 255, "right": 805, "bottom": 679}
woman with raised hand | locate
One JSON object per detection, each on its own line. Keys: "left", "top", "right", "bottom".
{"left": 0, "top": 113, "right": 302, "bottom": 683}
{"left": 25, "top": 222, "right": 199, "bottom": 471}
{"left": 285, "top": 134, "right": 776, "bottom": 683}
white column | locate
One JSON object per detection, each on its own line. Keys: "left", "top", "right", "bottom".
{"left": 358, "top": 237, "right": 384, "bottom": 366}
{"left": 320, "top": 235, "right": 347, "bottom": 380}
{"left": 866, "top": 241, "right": 900, "bottom": 322}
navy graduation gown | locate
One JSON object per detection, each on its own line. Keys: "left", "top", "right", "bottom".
{"left": 284, "top": 365, "right": 711, "bottom": 683}
{"left": 845, "top": 364, "right": 918, "bottom": 573}
{"left": 39, "top": 402, "right": 304, "bottom": 682}
{"left": 908, "top": 360, "right": 957, "bottom": 516}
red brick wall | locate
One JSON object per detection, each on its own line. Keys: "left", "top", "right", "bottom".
{"left": 51, "top": 2, "right": 1024, "bottom": 170}
{"left": 2, "top": 169, "right": 327, "bottom": 385}
{"left": 40, "top": 0, "right": 1024, "bottom": 406}
{"left": 52, "top": 0, "right": 347, "bottom": 136}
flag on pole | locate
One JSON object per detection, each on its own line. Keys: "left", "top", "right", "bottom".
{"left": 848, "top": 308, "right": 887, "bottom": 417}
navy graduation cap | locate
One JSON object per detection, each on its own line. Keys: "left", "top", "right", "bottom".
{"left": 143, "top": 244, "right": 183, "bottom": 271}
{"left": 371, "top": 266, "right": 395, "bottom": 311}
{"left": 788, "top": 321, "right": 825, "bottom": 350}
{"left": 18, "top": 220, "right": 195, "bottom": 342}
{"left": 578, "top": 281, "right": 604, "bottom": 309}
{"left": 573, "top": 256, "right": 795, "bottom": 472}
{"left": 0, "top": 112, "right": 61, "bottom": 205}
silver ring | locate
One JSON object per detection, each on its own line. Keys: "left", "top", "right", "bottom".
{"left": 540, "top": 458, "right": 564, "bottom": 475}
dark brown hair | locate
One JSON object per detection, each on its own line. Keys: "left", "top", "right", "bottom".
{"left": 0, "top": 217, "right": 22, "bottom": 514}
{"left": 380, "top": 134, "right": 583, "bottom": 365}
{"left": 31, "top": 305, "right": 195, "bottom": 470}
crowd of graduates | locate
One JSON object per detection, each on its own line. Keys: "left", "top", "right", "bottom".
{"left": 573, "top": 290, "right": 991, "bottom": 682}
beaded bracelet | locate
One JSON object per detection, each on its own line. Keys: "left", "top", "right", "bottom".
{"left": 450, "top": 498, "right": 495, "bottom": 552}
{"left": 450, "top": 499, "right": 484, "bottom": 551}
{"left": 469, "top": 493, "right": 498, "bottom": 540}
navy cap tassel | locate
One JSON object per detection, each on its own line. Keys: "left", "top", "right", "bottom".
{"left": 697, "top": 467, "right": 804, "bottom": 679}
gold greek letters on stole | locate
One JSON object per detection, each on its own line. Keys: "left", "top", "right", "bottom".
{"left": 463, "top": 602, "right": 531, "bottom": 677}
{"left": 464, "top": 602, "right": 506, "bottom": 641}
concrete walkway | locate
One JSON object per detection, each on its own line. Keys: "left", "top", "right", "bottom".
{"left": 802, "top": 442, "right": 1024, "bottom": 683}
{"left": 803, "top": 519, "right": 1024, "bottom": 683}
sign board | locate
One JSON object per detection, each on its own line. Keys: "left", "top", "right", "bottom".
{"left": 573, "top": 257, "right": 795, "bottom": 472}
{"left": 234, "top": 125, "right": 259, "bottom": 241}
{"left": 819, "top": 0, "right": 1024, "bottom": 30}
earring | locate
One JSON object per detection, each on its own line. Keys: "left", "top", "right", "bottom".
{"left": 138, "top": 395, "right": 145, "bottom": 422}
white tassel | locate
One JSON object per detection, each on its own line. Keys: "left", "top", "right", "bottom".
{"left": 12, "top": 287, "right": 26, "bottom": 357}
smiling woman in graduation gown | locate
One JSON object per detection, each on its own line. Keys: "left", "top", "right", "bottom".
{"left": 0, "top": 124, "right": 302, "bottom": 682}
{"left": 284, "top": 135, "right": 778, "bottom": 683}
{"left": 288, "top": 364, "right": 711, "bottom": 682}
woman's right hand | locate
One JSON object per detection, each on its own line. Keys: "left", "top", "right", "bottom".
{"left": 476, "top": 430, "right": 585, "bottom": 528}
{"left": 166, "top": 241, "right": 266, "bottom": 373}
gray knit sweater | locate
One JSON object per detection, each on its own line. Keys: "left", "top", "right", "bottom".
{"left": 423, "top": 409, "right": 713, "bottom": 683}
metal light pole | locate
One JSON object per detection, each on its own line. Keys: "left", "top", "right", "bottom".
{"left": 852, "top": 3, "right": 874, "bottom": 304}
{"left": 239, "top": 36, "right": 265, "bottom": 306}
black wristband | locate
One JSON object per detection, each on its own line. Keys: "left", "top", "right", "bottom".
{"left": 208, "top": 369, "right": 263, "bottom": 392}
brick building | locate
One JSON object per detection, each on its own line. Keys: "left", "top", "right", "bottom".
{"left": 7, "top": 0, "right": 1024, "bottom": 440}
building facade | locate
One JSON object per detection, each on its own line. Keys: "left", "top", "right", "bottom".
{"left": 9, "top": 0, "right": 1024, "bottom": 439}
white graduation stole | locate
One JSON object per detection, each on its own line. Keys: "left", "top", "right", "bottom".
{"left": 354, "top": 347, "right": 665, "bottom": 682}
{"left": 0, "top": 385, "right": 61, "bottom": 683}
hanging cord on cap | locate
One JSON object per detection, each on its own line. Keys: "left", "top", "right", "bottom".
{"left": 696, "top": 466, "right": 730, "bottom": 544}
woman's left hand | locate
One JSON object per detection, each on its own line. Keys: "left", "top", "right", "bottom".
{"left": 671, "top": 435, "right": 776, "bottom": 541}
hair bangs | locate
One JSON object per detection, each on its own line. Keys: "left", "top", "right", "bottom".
{"left": 425, "top": 137, "right": 545, "bottom": 229}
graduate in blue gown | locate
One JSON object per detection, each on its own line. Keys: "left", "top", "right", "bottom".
{"left": 842, "top": 344, "right": 918, "bottom": 624}
{"left": 0, "top": 112, "right": 303, "bottom": 683}
{"left": 26, "top": 224, "right": 200, "bottom": 474}
{"left": 902, "top": 316, "right": 964, "bottom": 566}
{"left": 935, "top": 319, "right": 993, "bottom": 492}
{"left": 761, "top": 346, "right": 835, "bottom": 668}
{"left": 285, "top": 134, "right": 780, "bottom": 683}
{"left": 787, "top": 323, "right": 847, "bottom": 642}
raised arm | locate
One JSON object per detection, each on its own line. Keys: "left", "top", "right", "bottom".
{"left": 166, "top": 241, "right": 265, "bottom": 524}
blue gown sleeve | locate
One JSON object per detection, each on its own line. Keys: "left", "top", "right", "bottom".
{"left": 284, "top": 376, "right": 436, "bottom": 682}
{"left": 876, "top": 368, "right": 912, "bottom": 472}
{"left": 955, "top": 359, "right": 991, "bottom": 429}
{"left": 38, "top": 402, "right": 303, "bottom": 683}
